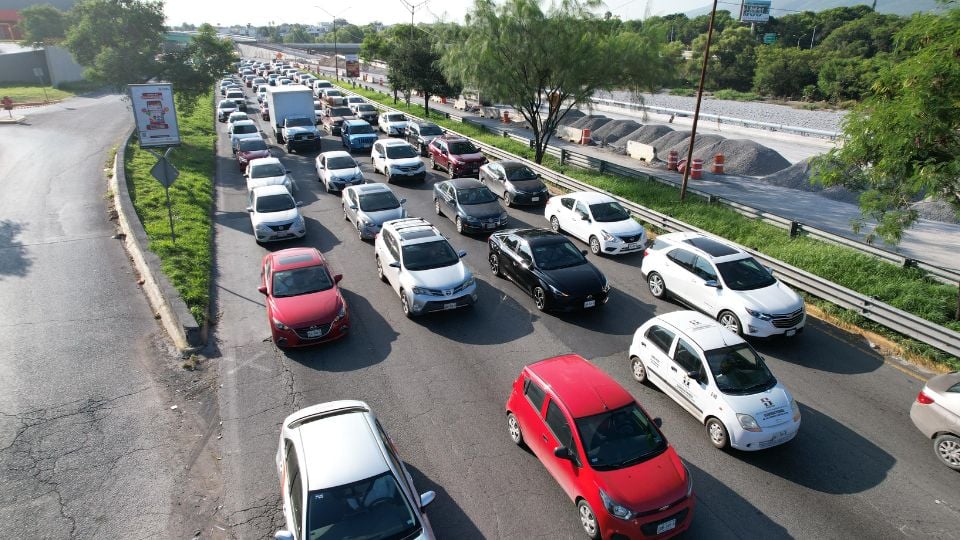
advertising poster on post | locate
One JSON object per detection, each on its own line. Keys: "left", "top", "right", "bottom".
{"left": 344, "top": 55, "right": 360, "bottom": 78}
{"left": 740, "top": 0, "right": 771, "bottom": 23}
{"left": 128, "top": 83, "right": 181, "bottom": 148}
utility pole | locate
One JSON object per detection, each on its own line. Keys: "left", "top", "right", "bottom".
{"left": 679, "top": 0, "right": 718, "bottom": 202}
{"left": 810, "top": 25, "right": 818, "bottom": 49}
{"left": 399, "top": 0, "right": 430, "bottom": 41}
{"left": 315, "top": 5, "right": 350, "bottom": 79}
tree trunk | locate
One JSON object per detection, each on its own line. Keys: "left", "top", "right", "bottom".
{"left": 393, "top": 88, "right": 398, "bottom": 104}
{"left": 423, "top": 93, "right": 430, "bottom": 117}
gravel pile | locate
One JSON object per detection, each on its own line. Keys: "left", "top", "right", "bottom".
{"left": 650, "top": 130, "right": 691, "bottom": 150}
{"left": 713, "top": 139, "right": 791, "bottom": 176}
{"left": 571, "top": 115, "right": 613, "bottom": 131}
{"left": 593, "top": 120, "right": 642, "bottom": 145}
{"left": 557, "top": 110, "right": 586, "bottom": 126}
{"left": 759, "top": 159, "right": 859, "bottom": 203}
{"left": 912, "top": 199, "right": 960, "bottom": 224}
{"left": 662, "top": 134, "right": 725, "bottom": 161}
{"left": 626, "top": 125, "right": 673, "bottom": 144}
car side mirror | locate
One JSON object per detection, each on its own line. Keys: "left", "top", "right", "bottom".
{"left": 686, "top": 370, "right": 701, "bottom": 381}
{"left": 764, "top": 266, "right": 773, "bottom": 275}
{"left": 419, "top": 491, "right": 436, "bottom": 508}
{"left": 333, "top": 273, "right": 343, "bottom": 283}
{"left": 274, "top": 531, "right": 294, "bottom": 540}
{"left": 520, "top": 260, "right": 531, "bottom": 269}
{"left": 399, "top": 198, "right": 407, "bottom": 204}
{"left": 245, "top": 206, "right": 254, "bottom": 212}
{"left": 296, "top": 201, "right": 303, "bottom": 207}
{"left": 653, "top": 417, "right": 663, "bottom": 428}
{"left": 257, "top": 285, "right": 268, "bottom": 295}
{"left": 389, "top": 261, "right": 401, "bottom": 268}
{"left": 704, "top": 279, "right": 720, "bottom": 289}
{"left": 348, "top": 203, "right": 358, "bottom": 210}
{"left": 285, "top": 169, "right": 291, "bottom": 174}
{"left": 458, "top": 250, "right": 467, "bottom": 258}
{"left": 553, "top": 446, "right": 575, "bottom": 462}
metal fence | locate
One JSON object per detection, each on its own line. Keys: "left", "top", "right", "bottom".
{"left": 332, "top": 83, "right": 960, "bottom": 358}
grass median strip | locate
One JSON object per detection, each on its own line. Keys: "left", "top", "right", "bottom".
{"left": 346, "top": 83, "right": 959, "bottom": 368}
{"left": 124, "top": 91, "right": 214, "bottom": 325}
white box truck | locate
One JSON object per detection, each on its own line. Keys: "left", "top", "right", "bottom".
{"left": 265, "top": 85, "right": 320, "bottom": 153}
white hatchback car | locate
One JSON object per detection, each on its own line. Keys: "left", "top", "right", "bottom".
{"left": 641, "top": 232, "right": 805, "bottom": 338}
{"left": 315, "top": 151, "right": 365, "bottom": 193}
{"left": 374, "top": 217, "right": 477, "bottom": 317}
{"left": 246, "top": 157, "right": 296, "bottom": 194}
{"left": 629, "top": 310, "right": 801, "bottom": 450}
{"left": 342, "top": 183, "right": 406, "bottom": 240}
{"left": 544, "top": 191, "right": 647, "bottom": 255}
{"left": 246, "top": 185, "right": 305, "bottom": 243}
{"left": 371, "top": 139, "right": 427, "bottom": 183}
{"left": 275, "top": 400, "right": 436, "bottom": 540}
{"left": 378, "top": 112, "right": 409, "bottom": 136}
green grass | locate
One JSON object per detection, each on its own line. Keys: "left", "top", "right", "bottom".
{"left": 125, "top": 91, "right": 215, "bottom": 325}
{"left": 347, "top": 83, "right": 960, "bottom": 368}
{"left": 668, "top": 88, "right": 696, "bottom": 97}
{"left": 0, "top": 84, "right": 75, "bottom": 103}
{"left": 711, "top": 89, "right": 761, "bottom": 101}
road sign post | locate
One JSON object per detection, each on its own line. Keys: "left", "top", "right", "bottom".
{"left": 148, "top": 148, "right": 180, "bottom": 243}
{"left": 2, "top": 96, "right": 12, "bottom": 118}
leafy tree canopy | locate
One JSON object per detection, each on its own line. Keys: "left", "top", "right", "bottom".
{"left": 17, "top": 4, "right": 67, "bottom": 45}
{"left": 159, "top": 24, "right": 237, "bottom": 107}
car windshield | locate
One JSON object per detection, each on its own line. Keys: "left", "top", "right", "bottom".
{"left": 385, "top": 114, "right": 405, "bottom": 122}
{"left": 357, "top": 104, "right": 376, "bottom": 112}
{"left": 226, "top": 91, "right": 243, "bottom": 98}
{"left": 385, "top": 145, "right": 418, "bottom": 159}
{"left": 306, "top": 471, "right": 420, "bottom": 540}
{"left": 219, "top": 101, "right": 235, "bottom": 108}
{"left": 419, "top": 125, "right": 443, "bottom": 136}
{"left": 349, "top": 123, "right": 374, "bottom": 134}
{"left": 256, "top": 193, "right": 295, "bottom": 213}
{"left": 589, "top": 202, "right": 630, "bottom": 222}
{"left": 239, "top": 139, "right": 268, "bottom": 151}
{"left": 233, "top": 124, "right": 257, "bottom": 134}
{"left": 286, "top": 117, "right": 313, "bottom": 127}
{"left": 456, "top": 187, "right": 496, "bottom": 205}
{"left": 402, "top": 240, "right": 460, "bottom": 271}
{"left": 359, "top": 191, "right": 400, "bottom": 212}
{"left": 327, "top": 156, "right": 357, "bottom": 170}
{"left": 705, "top": 344, "right": 777, "bottom": 394}
{"left": 715, "top": 257, "right": 776, "bottom": 291}
{"left": 532, "top": 241, "right": 586, "bottom": 270}
{"left": 250, "top": 163, "right": 285, "bottom": 178}
{"left": 449, "top": 141, "right": 479, "bottom": 154}
{"left": 504, "top": 164, "right": 538, "bottom": 180}
{"left": 271, "top": 265, "right": 333, "bottom": 298}
{"left": 330, "top": 107, "right": 353, "bottom": 116}
{"left": 575, "top": 403, "right": 666, "bottom": 471}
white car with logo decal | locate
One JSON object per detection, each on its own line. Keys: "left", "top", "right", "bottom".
{"left": 628, "top": 310, "right": 801, "bottom": 451}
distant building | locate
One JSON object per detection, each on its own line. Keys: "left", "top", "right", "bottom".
{"left": 0, "top": 9, "right": 23, "bottom": 41}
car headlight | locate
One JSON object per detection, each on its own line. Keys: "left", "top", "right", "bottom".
{"left": 332, "top": 302, "right": 347, "bottom": 324}
{"left": 599, "top": 488, "right": 634, "bottom": 520}
{"left": 601, "top": 278, "right": 611, "bottom": 293}
{"left": 791, "top": 399, "right": 801, "bottom": 422}
{"left": 412, "top": 286, "right": 431, "bottom": 295}
{"left": 745, "top": 307, "right": 773, "bottom": 321}
{"left": 255, "top": 223, "right": 271, "bottom": 232}
{"left": 464, "top": 215, "right": 480, "bottom": 223}
{"left": 499, "top": 212, "right": 508, "bottom": 222}
{"left": 736, "top": 413, "right": 762, "bottom": 432}
{"left": 547, "top": 283, "right": 569, "bottom": 297}
{"left": 271, "top": 317, "right": 288, "bottom": 330}
{"left": 684, "top": 464, "right": 694, "bottom": 497}
{"left": 463, "top": 276, "right": 476, "bottom": 289}
{"left": 293, "top": 215, "right": 304, "bottom": 227}
{"left": 359, "top": 217, "right": 373, "bottom": 227}
{"left": 600, "top": 230, "right": 615, "bottom": 242}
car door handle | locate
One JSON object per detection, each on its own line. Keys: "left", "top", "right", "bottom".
{"left": 670, "top": 366, "right": 677, "bottom": 372}
{"left": 640, "top": 342, "right": 647, "bottom": 347}
{"left": 542, "top": 434, "right": 549, "bottom": 442}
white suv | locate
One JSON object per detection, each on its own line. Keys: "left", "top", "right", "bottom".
{"left": 544, "top": 191, "right": 647, "bottom": 255}
{"left": 374, "top": 217, "right": 477, "bottom": 317}
{"left": 371, "top": 139, "right": 427, "bottom": 183}
{"left": 275, "top": 400, "right": 436, "bottom": 540}
{"left": 629, "top": 311, "right": 801, "bottom": 450}
{"left": 246, "top": 185, "right": 305, "bottom": 243}
{"left": 640, "top": 232, "right": 805, "bottom": 338}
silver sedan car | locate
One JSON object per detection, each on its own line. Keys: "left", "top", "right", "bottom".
{"left": 910, "top": 371, "right": 960, "bottom": 470}
{"left": 342, "top": 183, "right": 406, "bottom": 240}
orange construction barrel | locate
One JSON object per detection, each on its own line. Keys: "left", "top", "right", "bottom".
{"left": 667, "top": 150, "right": 679, "bottom": 171}
{"left": 440, "top": 96, "right": 447, "bottom": 104}
{"left": 691, "top": 158, "right": 703, "bottom": 179}
{"left": 712, "top": 153, "right": 725, "bottom": 174}
{"left": 580, "top": 128, "right": 592, "bottom": 145}
{"left": 677, "top": 159, "right": 687, "bottom": 174}
{"left": 502, "top": 111, "right": 511, "bottom": 123}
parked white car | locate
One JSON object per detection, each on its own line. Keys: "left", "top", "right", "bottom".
{"left": 342, "top": 183, "right": 406, "bottom": 240}
{"left": 246, "top": 185, "right": 305, "bottom": 243}
{"left": 640, "top": 231, "right": 805, "bottom": 338}
{"left": 274, "top": 401, "right": 436, "bottom": 540}
{"left": 315, "top": 151, "right": 365, "bottom": 193}
{"left": 544, "top": 191, "right": 647, "bottom": 255}
{"left": 378, "top": 112, "right": 409, "bottom": 136}
{"left": 246, "top": 157, "right": 296, "bottom": 194}
{"left": 374, "top": 217, "right": 477, "bottom": 317}
{"left": 629, "top": 311, "right": 801, "bottom": 451}
{"left": 228, "top": 120, "right": 261, "bottom": 151}
{"left": 371, "top": 139, "right": 427, "bottom": 183}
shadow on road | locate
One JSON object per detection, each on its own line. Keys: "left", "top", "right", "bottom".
{"left": 753, "top": 318, "right": 884, "bottom": 375}
{"left": 0, "top": 220, "right": 31, "bottom": 279}
{"left": 416, "top": 278, "right": 536, "bottom": 345}
{"left": 551, "top": 286, "right": 656, "bottom": 336}
{"left": 405, "top": 463, "right": 485, "bottom": 540}
{"left": 685, "top": 461, "right": 791, "bottom": 539}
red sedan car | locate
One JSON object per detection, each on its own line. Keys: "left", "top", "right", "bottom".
{"left": 506, "top": 354, "right": 694, "bottom": 539}
{"left": 235, "top": 137, "right": 271, "bottom": 171}
{"left": 258, "top": 248, "right": 350, "bottom": 347}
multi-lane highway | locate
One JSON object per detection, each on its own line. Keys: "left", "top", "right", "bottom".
{"left": 213, "top": 77, "right": 960, "bottom": 539}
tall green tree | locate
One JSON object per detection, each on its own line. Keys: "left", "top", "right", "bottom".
{"left": 63, "top": 0, "right": 165, "bottom": 90}
{"left": 442, "top": 0, "right": 666, "bottom": 163}
{"left": 17, "top": 4, "right": 67, "bottom": 45}
{"left": 283, "top": 24, "right": 313, "bottom": 43}
{"left": 752, "top": 46, "right": 818, "bottom": 99}
{"left": 814, "top": 7, "right": 960, "bottom": 242}
{"left": 688, "top": 25, "right": 757, "bottom": 91}
{"left": 389, "top": 38, "right": 461, "bottom": 116}
{"left": 159, "top": 24, "right": 237, "bottom": 106}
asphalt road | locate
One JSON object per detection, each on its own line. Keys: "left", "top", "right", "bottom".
{"left": 0, "top": 94, "right": 219, "bottom": 538}
{"left": 213, "top": 82, "right": 960, "bottom": 539}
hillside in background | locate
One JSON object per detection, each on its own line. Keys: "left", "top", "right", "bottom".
{"left": 687, "top": 0, "right": 943, "bottom": 17}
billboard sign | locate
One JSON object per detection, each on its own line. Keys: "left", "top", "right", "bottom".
{"left": 128, "top": 83, "right": 180, "bottom": 148}
{"left": 344, "top": 54, "right": 360, "bottom": 78}
{"left": 740, "top": 0, "right": 771, "bottom": 23}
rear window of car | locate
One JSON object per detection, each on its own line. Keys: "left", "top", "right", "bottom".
{"left": 645, "top": 325, "right": 675, "bottom": 354}
{"left": 524, "top": 378, "right": 547, "bottom": 411}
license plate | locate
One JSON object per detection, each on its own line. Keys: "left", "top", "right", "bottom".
{"left": 656, "top": 519, "right": 676, "bottom": 534}
{"left": 785, "top": 329, "right": 796, "bottom": 337}
{"left": 584, "top": 299, "right": 596, "bottom": 308}
{"left": 627, "top": 242, "right": 640, "bottom": 249}
{"left": 443, "top": 302, "right": 457, "bottom": 310}
{"left": 306, "top": 329, "right": 322, "bottom": 338}
{"left": 275, "top": 232, "right": 290, "bottom": 238}
{"left": 531, "top": 196, "right": 540, "bottom": 202}
{"left": 484, "top": 223, "right": 496, "bottom": 229}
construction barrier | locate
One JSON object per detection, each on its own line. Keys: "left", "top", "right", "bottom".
{"left": 441, "top": 97, "right": 447, "bottom": 104}
{"left": 691, "top": 158, "right": 703, "bottom": 179}
{"left": 502, "top": 111, "right": 511, "bottom": 123}
{"left": 580, "top": 128, "right": 592, "bottom": 145}
{"left": 712, "top": 153, "right": 725, "bottom": 174}
{"left": 667, "top": 150, "right": 679, "bottom": 171}
{"left": 677, "top": 159, "right": 687, "bottom": 174}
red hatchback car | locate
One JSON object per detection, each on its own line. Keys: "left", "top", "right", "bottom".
{"left": 258, "top": 248, "right": 350, "bottom": 347}
{"left": 235, "top": 137, "right": 271, "bottom": 171}
{"left": 506, "top": 354, "right": 694, "bottom": 540}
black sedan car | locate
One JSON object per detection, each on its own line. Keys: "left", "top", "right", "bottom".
{"left": 488, "top": 228, "right": 610, "bottom": 312}
{"left": 433, "top": 178, "right": 508, "bottom": 234}
{"left": 479, "top": 160, "right": 550, "bottom": 207}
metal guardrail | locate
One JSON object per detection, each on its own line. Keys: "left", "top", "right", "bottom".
{"left": 334, "top": 82, "right": 960, "bottom": 358}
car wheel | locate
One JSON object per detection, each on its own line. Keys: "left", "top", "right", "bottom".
{"left": 550, "top": 216, "right": 561, "bottom": 233}
{"left": 430, "top": 156, "right": 438, "bottom": 171}
{"left": 533, "top": 286, "right": 548, "bottom": 312}
{"left": 934, "top": 434, "right": 960, "bottom": 470}
{"left": 376, "top": 256, "right": 387, "bottom": 283}
{"left": 577, "top": 500, "right": 601, "bottom": 540}
{"left": 342, "top": 204, "right": 349, "bottom": 221}
{"left": 357, "top": 222, "right": 365, "bottom": 240}
{"left": 647, "top": 272, "right": 667, "bottom": 299}
{"left": 706, "top": 417, "right": 729, "bottom": 449}
{"left": 506, "top": 413, "right": 524, "bottom": 446}
{"left": 489, "top": 253, "right": 502, "bottom": 277}
{"left": 400, "top": 290, "right": 414, "bottom": 318}
{"left": 455, "top": 217, "right": 464, "bottom": 234}
{"left": 589, "top": 236, "right": 601, "bottom": 255}
{"left": 325, "top": 181, "right": 333, "bottom": 193}
{"left": 448, "top": 165, "right": 456, "bottom": 179}
{"left": 434, "top": 199, "right": 443, "bottom": 216}
{"left": 718, "top": 310, "right": 743, "bottom": 335}
{"left": 630, "top": 355, "right": 648, "bottom": 384}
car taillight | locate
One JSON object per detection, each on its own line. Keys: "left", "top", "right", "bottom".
{"left": 643, "top": 248, "right": 650, "bottom": 257}
{"left": 916, "top": 390, "right": 935, "bottom": 404}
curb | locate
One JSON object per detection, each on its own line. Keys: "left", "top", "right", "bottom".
{"left": 0, "top": 115, "right": 26, "bottom": 124}
{"left": 111, "top": 129, "right": 204, "bottom": 353}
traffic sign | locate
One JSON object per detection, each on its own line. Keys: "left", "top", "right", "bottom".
{"left": 150, "top": 157, "right": 179, "bottom": 188}
{"left": 763, "top": 33, "right": 777, "bottom": 44}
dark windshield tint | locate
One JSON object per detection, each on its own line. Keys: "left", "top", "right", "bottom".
{"left": 589, "top": 202, "right": 630, "bottom": 223}
{"left": 449, "top": 141, "right": 479, "bottom": 154}
{"left": 306, "top": 471, "right": 420, "bottom": 540}
{"left": 419, "top": 125, "right": 443, "bottom": 136}
{"left": 575, "top": 404, "right": 666, "bottom": 470}
{"left": 705, "top": 344, "right": 777, "bottom": 394}
{"left": 271, "top": 265, "right": 333, "bottom": 298}
{"left": 325, "top": 90, "right": 342, "bottom": 96}
{"left": 330, "top": 107, "right": 353, "bottom": 116}
{"left": 385, "top": 145, "right": 418, "bottom": 159}
{"left": 402, "top": 240, "right": 460, "bottom": 271}
{"left": 239, "top": 139, "right": 268, "bottom": 151}
{"left": 233, "top": 124, "right": 257, "bottom": 134}
{"left": 256, "top": 193, "right": 295, "bottom": 213}
{"left": 348, "top": 123, "right": 374, "bottom": 134}
{"left": 286, "top": 117, "right": 313, "bottom": 127}
{"left": 385, "top": 114, "right": 405, "bottom": 122}
{"left": 357, "top": 104, "right": 376, "bottom": 112}
{"left": 532, "top": 241, "right": 586, "bottom": 270}
{"left": 250, "top": 163, "right": 285, "bottom": 178}
{"left": 715, "top": 257, "right": 776, "bottom": 291}
{"left": 326, "top": 156, "right": 357, "bottom": 170}
{"left": 359, "top": 191, "right": 400, "bottom": 212}
{"left": 503, "top": 163, "right": 537, "bottom": 180}
{"left": 456, "top": 187, "right": 496, "bottom": 205}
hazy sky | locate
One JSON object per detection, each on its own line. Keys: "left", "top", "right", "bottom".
{"left": 161, "top": 0, "right": 717, "bottom": 27}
